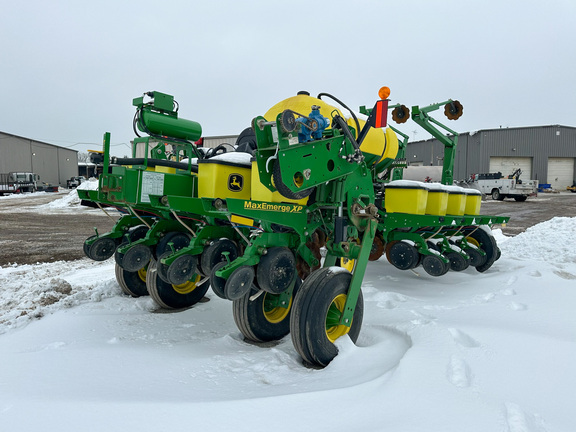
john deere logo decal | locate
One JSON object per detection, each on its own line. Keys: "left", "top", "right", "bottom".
{"left": 228, "top": 174, "right": 243, "bottom": 192}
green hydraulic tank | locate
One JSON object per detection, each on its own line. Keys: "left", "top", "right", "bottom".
{"left": 140, "top": 110, "right": 202, "bottom": 141}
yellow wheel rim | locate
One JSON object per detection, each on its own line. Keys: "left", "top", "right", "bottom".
{"left": 137, "top": 267, "right": 147, "bottom": 283}
{"left": 340, "top": 258, "right": 355, "bottom": 272}
{"left": 172, "top": 274, "right": 202, "bottom": 295}
{"left": 325, "top": 293, "right": 351, "bottom": 343}
{"left": 466, "top": 237, "right": 480, "bottom": 248}
{"left": 262, "top": 294, "right": 292, "bottom": 324}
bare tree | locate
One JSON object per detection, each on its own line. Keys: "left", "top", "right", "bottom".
{"left": 77, "top": 152, "right": 89, "bottom": 163}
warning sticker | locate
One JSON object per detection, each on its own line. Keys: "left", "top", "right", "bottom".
{"left": 140, "top": 171, "right": 164, "bottom": 203}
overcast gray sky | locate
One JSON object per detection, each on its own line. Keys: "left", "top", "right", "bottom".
{"left": 2, "top": 0, "right": 575, "bottom": 155}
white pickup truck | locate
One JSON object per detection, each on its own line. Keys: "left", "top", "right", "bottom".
{"left": 465, "top": 169, "right": 538, "bottom": 202}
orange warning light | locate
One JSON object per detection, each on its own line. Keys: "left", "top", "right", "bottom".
{"left": 378, "top": 86, "right": 391, "bottom": 100}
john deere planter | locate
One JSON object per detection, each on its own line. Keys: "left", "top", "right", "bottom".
{"left": 80, "top": 88, "right": 508, "bottom": 367}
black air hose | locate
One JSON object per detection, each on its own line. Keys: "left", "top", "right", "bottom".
{"left": 317, "top": 92, "right": 361, "bottom": 138}
{"left": 111, "top": 157, "right": 198, "bottom": 173}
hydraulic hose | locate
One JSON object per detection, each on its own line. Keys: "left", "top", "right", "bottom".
{"left": 317, "top": 92, "right": 361, "bottom": 138}
{"left": 111, "top": 157, "right": 198, "bottom": 173}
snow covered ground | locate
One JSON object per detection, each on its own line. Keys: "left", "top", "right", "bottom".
{"left": 0, "top": 192, "right": 574, "bottom": 431}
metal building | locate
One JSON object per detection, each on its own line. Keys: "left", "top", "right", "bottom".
{"left": 202, "top": 135, "right": 239, "bottom": 149}
{"left": 405, "top": 125, "right": 576, "bottom": 189}
{"left": 0, "top": 131, "right": 78, "bottom": 187}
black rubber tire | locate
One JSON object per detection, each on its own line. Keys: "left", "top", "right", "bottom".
{"left": 235, "top": 127, "right": 257, "bottom": 155}
{"left": 387, "top": 241, "right": 420, "bottom": 270}
{"left": 514, "top": 196, "right": 527, "bottom": 202}
{"left": 445, "top": 251, "right": 470, "bottom": 272}
{"left": 200, "top": 239, "right": 239, "bottom": 277}
{"left": 233, "top": 279, "right": 301, "bottom": 343}
{"left": 155, "top": 232, "right": 191, "bottom": 259}
{"left": 209, "top": 261, "right": 228, "bottom": 299}
{"left": 256, "top": 247, "right": 297, "bottom": 294}
{"left": 290, "top": 267, "right": 364, "bottom": 368}
{"left": 89, "top": 237, "right": 118, "bottom": 261}
{"left": 115, "top": 263, "right": 149, "bottom": 297}
{"left": 491, "top": 189, "right": 504, "bottom": 201}
{"left": 465, "top": 227, "right": 499, "bottom": 273}
{"left": 422, "top": 255, "right": 450, "bottom": 276}
{"left": 225, "top": 266, "right": 255, "bottom": 300}
{"left": 272, "top": 160, "right": 314, "bottom": 200}
{"left": 146, "top": 258, "right": 209, "bottom": 309}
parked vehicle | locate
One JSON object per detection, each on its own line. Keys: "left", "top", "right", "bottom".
{"left": 67, "top": 176, "right": 86, "bottom": 189}
{"left": 0, "top": 172, "right": 40, "bottom": 194}
{"left": 466, "top": 169, "right": 538, "bottom": 201}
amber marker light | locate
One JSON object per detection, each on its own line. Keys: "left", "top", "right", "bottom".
{"left": 378, "top": 86, "right": 391, "bottom": 100}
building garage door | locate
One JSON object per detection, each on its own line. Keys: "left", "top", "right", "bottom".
{"left": 489, "top": 157, "right": 532, "bottom": 179}
{"left": 547, "top": 158, "right": 574, "bottom": 190}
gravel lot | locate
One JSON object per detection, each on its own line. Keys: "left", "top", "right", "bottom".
{"left": 0, "top": 190, "right": 574, "bottom": 266}
{"left": 0, "top": 192, "right": 115, "bottom": 266}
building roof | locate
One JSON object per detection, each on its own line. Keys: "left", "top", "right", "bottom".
{"left": 408, "top": 124, "right": 576, "bottom": 144}
{"left": 0, "top": 130, "right": 79, "bottom": 153}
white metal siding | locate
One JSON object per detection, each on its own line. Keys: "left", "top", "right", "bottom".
{"left": 547, "top": 157, "right": 574, "bottom": 189}
{"left": 203, "top": 136, "right": 238, "bottom": 149}
{"left": 489, "top": 157, "right": 532, "bottom": 179}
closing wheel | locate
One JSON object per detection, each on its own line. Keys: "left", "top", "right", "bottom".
{"left": 89, "top": 237, "right": 117, "bottom": 261}
{"left": 422, "top": 255, "right": 450, "bottom": 276}
{"left": 166, "top": 254, "right": 198, "bottom": 286}
{"left": 463, "top": 247, "right": 486, "bottom": 267}
{"left": 225, "top": 266, "right": 255, "bottom": 300}
{"left": 121, "top": 244, "right": 152, "bottom": 272}
{"left": 200, "top": 239, "right": 239, "bottom": 277}
{"left": 83, "top": 235, "right": 97, "bottom": 258}
{"left": 256, "top": 247, "right": 297, "bottom": 294}
{"left": 233, "top": 280, "right": 300, "bottom": 343}
{"left": 146, "top": 258, "right": 209, "bottom": 309}
{"left": 445, "top": 251, "right": 470, "bottom": 272}
{"left": 114, "top": 225, "right": 153, "bottom": 266}
{"left": 296, "top": 237, "right": 322, "bottom": 280}
{"left": 115, "top": 262, "right": 149, "bottom": 297}
{"left": 209, "top": 261, "right": 228, "bottom": 299}
{"left": 156, "top": 251, "right": 172, "bottom": 283}
{"left": 290, "top": 267, "right": 364, "bottom": 368}
{"left": 465, "top": 227, "right": 499, "bottom": 272}
{"left": 272, "top": 160, "right": 314, "bottom": 200}
{"left": 369, "top": 234, "right": 385, "bottom": 261}
{"left": 387, "top": 241, "right": 420, "bottom": 270}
